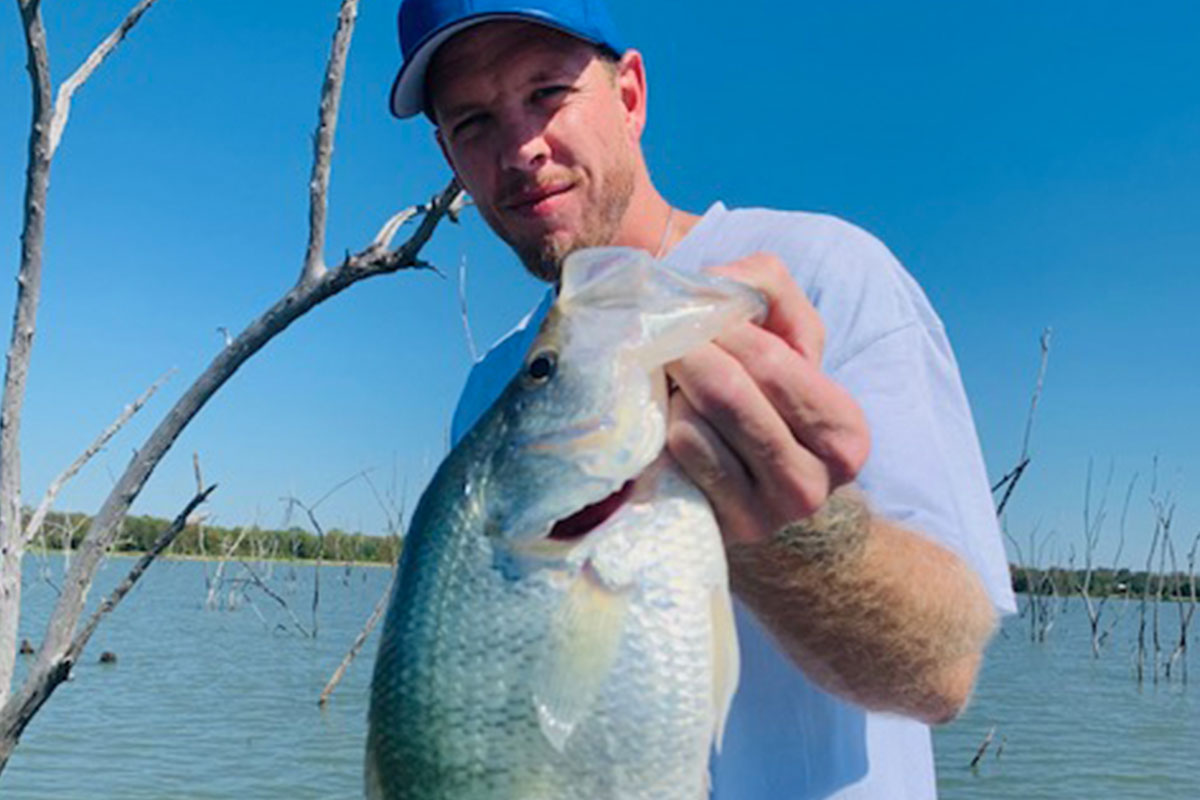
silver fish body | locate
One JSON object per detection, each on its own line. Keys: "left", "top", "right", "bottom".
{"left": 366, "top": 248, "right": 764, "bottom": 800}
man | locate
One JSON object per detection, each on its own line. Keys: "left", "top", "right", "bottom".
{"left": 388, "top": 0, "right": 1015, "bottom": 796}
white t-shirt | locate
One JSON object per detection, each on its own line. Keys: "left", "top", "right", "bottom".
{"left": 449, "top": 203, "right": 1016, "bottom": 799}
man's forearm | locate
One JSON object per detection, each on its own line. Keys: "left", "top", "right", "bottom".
{"left": 726, "top": 490, "right": 997, "bottom": 725}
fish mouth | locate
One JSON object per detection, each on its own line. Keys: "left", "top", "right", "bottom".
{"left": 548, "top": 479, "right": 636, "bottom": 542}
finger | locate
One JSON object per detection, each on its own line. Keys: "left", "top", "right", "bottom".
{"left": 705, "top": 253, "right": 825, "bottom": 364}
{"left": 668, "top": 341, "right": 832, "bottom": 519}
{"left": 715, "top": 324, "right": 870, "bottom": 486}
{"left": 666, "top": 390, "right": 761, "bottom": 544}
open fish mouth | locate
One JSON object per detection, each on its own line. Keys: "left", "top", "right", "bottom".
{"left": 548, "top": 479, "right": 636, "bottom": 542}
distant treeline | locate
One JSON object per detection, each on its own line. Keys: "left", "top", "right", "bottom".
{"left": 22, "top": 510, "right": 1200, "bottom": 598}
{"left": 1011, "top": 564, "right": 1197, "bottom": 600}
{"left": 26, "top": 509, "right": 400, "bottom": 565}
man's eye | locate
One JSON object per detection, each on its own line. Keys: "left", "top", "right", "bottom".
{"left": 531, "top": 85, "right": 569, "bottom": 103}
{"left": 451, "top": 114, "right": 486, "bottom": 138}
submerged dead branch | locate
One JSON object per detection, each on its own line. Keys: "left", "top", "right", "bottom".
{"left": 968, "top": 725, "right": 996, "bottom": 771}
{"left": 320, "top": 468, "right": 408, "bottom": 706}
{"left": 237, "top": 559, "right": 311, "bottom": 638}
{"left": 319, "top": 567, "right": 395, "bottom": 707}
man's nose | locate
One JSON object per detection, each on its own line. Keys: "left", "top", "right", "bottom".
{"left": 497, "top": 116, "right": 551, "bottom": 173}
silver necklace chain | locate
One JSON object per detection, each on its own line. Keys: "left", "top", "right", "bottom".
{"left": 653, "top": 207, "right": 675, "bottom": 259}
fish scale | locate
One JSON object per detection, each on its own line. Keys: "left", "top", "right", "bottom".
{"left": 366, "top": 248, "right": 765, "bottom": 799}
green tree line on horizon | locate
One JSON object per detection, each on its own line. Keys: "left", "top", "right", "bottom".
{"left": 22, "top": 508, "right": 1200, "bottom": 602}
{"left": 25, "top": 509, "right": 401, "bottom": 565}
{"left": 1010, "top": 563, "right": 1198, "bottom": 601}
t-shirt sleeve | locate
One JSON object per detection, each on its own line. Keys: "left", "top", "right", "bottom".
{"left": 833, "top": 322, "right": 1017, "bottom": 615}
{"left": 795, "top": 220, "right": 1017, "bottom": 615}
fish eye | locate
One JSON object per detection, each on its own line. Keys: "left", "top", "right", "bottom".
{"left": 527, "top": 350, "right": 557, "bottom": 382}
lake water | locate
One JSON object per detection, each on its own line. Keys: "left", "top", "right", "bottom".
{"left": 3, "top": 554, "right": 1197, "bottom": 798}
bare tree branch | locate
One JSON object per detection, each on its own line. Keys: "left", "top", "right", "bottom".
{"left": 994, "top": 328, "right": 1052, "bottom": 518}
{"left": 319, "top": 465, "right": 409, "bottom": 708}
{"left": 205, "top": 524, "right": 250, "bottom": 610}
{"left": 281, "top": 472, "right": 372, "bottom": 640}
{"left": 13, "top": 175, "right": 460, "bottom": 697}
{"left": 236, "top": 559, "right": 311, "bottom": 638}
{"left": 340, "top": 182, "right": 462, "bottom": 273}
{"left": 48, "top": 0, "right": 162, "bottom": 157}
{"left": 319, "top": 567, "right": 394, "bottom": 707}
{"left": 300, "top": 0, "right": 359, "bottom": 286}
{"left": 22, "top": 370, "right": 172, "bottom": 548}
{"left": 458, "top": 254, "right": 479, "bottom": 362}
{"left": 0, "top": 485, "right": 213, "bottom": 768}
{"left": 1019, "top": 328, "right": 1051, "bottom": 464}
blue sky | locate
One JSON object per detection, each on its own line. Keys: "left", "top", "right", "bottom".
{"left": 1, "top": 0, "right": 1196, "bottom": 568}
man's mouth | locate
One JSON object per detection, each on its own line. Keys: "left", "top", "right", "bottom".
{"left": 503, "top": 183, "right": 574, "bottom": 215}
{"left": 548, "top": 479, "right": 635, "bottom": 541}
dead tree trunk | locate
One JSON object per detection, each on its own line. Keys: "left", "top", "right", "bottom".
{"left": 1150, "top": 498, "right": 1173, "bottom": 683}
{"left": 1, "top": 0, "right": 164, "bottom": 714}
{"left": 1136, "top": 504, "right": 1166, "bottom": 685}
{"left": 1077, "top": 460, "right": 1131, "bottom": 658}
{"left": 1173, "top": 532, "right": 1200, "bottom": 684}
{"left": 0, "top": 0, "right": 55, "bottom": 712}
{"left": 0, "top": 0, "right": 464, "bottom": 775}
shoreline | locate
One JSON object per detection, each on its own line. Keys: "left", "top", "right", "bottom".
{"left": 27, "top": 548, "right": 395, "bottom": 569}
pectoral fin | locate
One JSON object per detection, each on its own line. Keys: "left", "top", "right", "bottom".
{"left": 533, "top": 565, "right": 631, "bottom": 753}
{"left": 710, "top": 583, "right": 741, "bottom": 753}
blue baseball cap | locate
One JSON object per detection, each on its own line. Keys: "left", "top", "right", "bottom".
{"left": 390, "top": 0, "right": 626, "bottom": 119}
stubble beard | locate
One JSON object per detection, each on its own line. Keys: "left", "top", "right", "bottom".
{"left": 494, "top": 164, "right": 635, "bottom": 284}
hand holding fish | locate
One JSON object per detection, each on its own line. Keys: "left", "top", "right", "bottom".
{"left": 667, "top": 252, "right": 997, "bottom": 726}
{"left": 666, "top": 252, "right": 871, "bottom": 549}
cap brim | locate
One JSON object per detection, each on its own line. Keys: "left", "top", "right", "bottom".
{"left": 389, "top": 11, "right": 616, "bottom": 119}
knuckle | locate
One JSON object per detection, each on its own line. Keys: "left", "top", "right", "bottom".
{"left": 698, "top": 371, "right": 749, "bottom": 416}
{"left": 755, "top": 334, "right": 794, "bottom": 377}
{"left": 824, "top": 424, "right": 870, "bottom": 484}
{"left": 667, "top": 423, "right": 722, "bottom": 488}
{"left": 754, "top": 251, "right": 786, "bottom": 277}
{"left": 774, "top": 460, "right": 827, "bottom": 519}
{"left": 810, "top": 316, "right": 826, "bottom": 353}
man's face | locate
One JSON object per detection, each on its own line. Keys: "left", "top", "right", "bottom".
{"left": 427, "top": 22, "right": 640, "bottom": 282}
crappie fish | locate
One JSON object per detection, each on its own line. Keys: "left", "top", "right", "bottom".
{"left": 366, "top": 247, "right": 765, "bottom": 800}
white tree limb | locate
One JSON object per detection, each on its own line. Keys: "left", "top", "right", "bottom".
{"left": 2, "top": 0, "right": 56, "bottom": 714}
{"left": 22, "top": 370, "right": 172, "bottom": 548}
{"left": 49, "top": 0, "right": 162, "bottom": 157}
{"left": 300, "top": 0, "right": 359, "bottom": 286}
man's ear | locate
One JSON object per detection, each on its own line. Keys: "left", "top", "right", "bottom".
{"left": 615, "top": 49, "right": 648, "bottom": 141}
